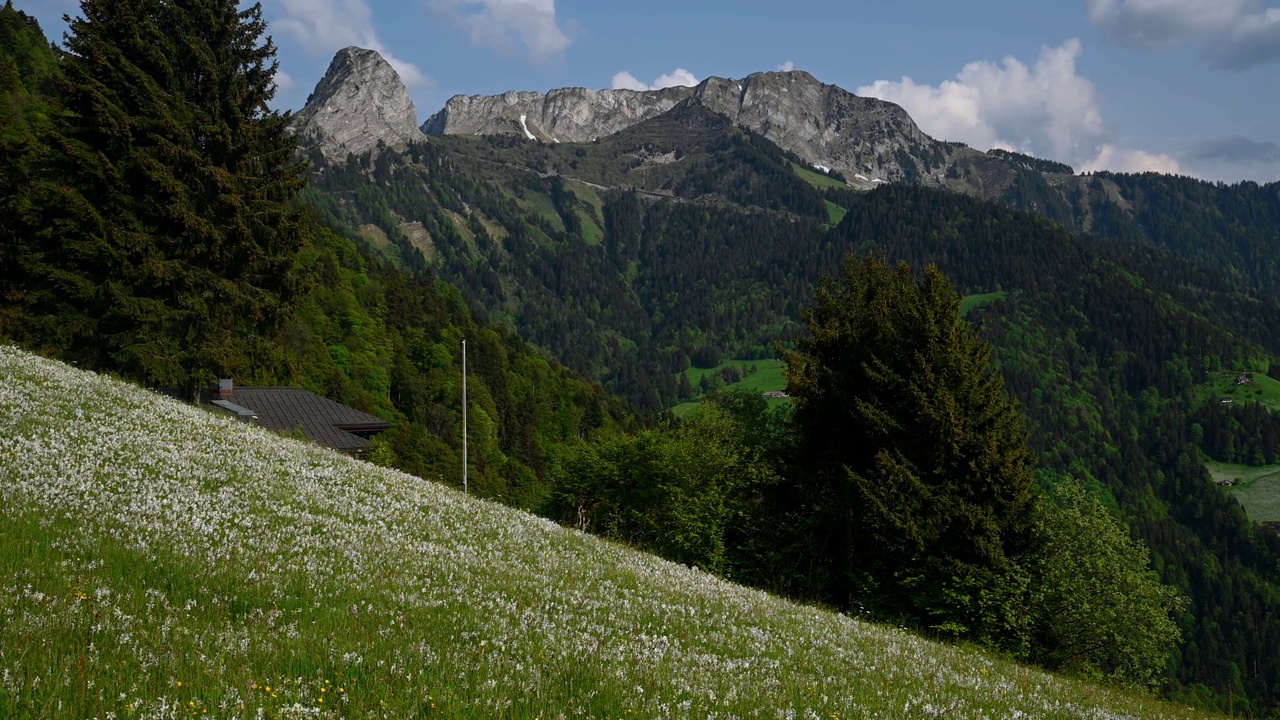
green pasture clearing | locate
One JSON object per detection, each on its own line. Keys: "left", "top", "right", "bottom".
{"left": 577, "top": 209, "right": 602, "bottom": 244}
{"left": 825, "top": 199, "right": 848, "bottom": 225}
{"left": 1197, "top": 371, "right": 1280, "bottom": 411}
{"left": 672, "top": 359, "right": 788, "bottom": 417}
{"left": 789, "top": 161, "right": 849, "bottom": 189}
{"left": 1206, "top": 461, "right": 1280, "bottom": 524}
{"left": 356, "top": 223, "right": 394, "bottom": 258}
{"left": 441, "top": 209, "right": 475, "bottom": 244}
{"left": 961, "top": 291, "right": 1009, "bottom": 316}
{"left": 517, "top": 191, "right": 565, "bottom": 232}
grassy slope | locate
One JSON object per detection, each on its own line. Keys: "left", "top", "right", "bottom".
{"left": 1196, "top": 371, "right": 1280, "bottom": 412}
{"left": 1206, "top": 461, "right": 1280, "bottom": 524}
{"left": 788, "top": 161, "right": 849, "bottom": 190}
{"left": 518, "top": 191, "right": 565, "bottom": 232}
{"left": 672, "top": 359, "right": 787, "bottom": 417}
{"left": 824, "top": 200, "right": 848, "bottom": 226}
{"left": 673, "top": 290, "right": 1007, "bottom": 417}
{"left": 0, "top": 346, "right": 1217, "bottom": 719}
{"left": 961, "top": 290, "right": 1010, "bottom": 316}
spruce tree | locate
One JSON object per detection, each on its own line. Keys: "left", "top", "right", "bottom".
{"left": 42, "top": 0, "right": 306, "bottom": 396}
{"left": 0, "top": 2, "right": 81, "bottom": 352}
{"left": 784, "top": 254, "right": 1039, "bottom": 650}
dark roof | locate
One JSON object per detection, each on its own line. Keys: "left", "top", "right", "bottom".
{"left": 206, "top": 387, "right": 391, "bottom": 453}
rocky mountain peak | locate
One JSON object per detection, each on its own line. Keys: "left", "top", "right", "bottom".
{"left": 421, "top": 69, "right": 957, "bottom": 185}
{"left": 422, "top": 84, "right": 695, "bottom": 142}
{"left": 291, "top": 47, "right": 425, "bottom": 162}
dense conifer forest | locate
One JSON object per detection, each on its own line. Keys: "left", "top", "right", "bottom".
{"left": 0, "top": 1, "right": 630, "bottom": 507}
{"left": 301, "top": 129, "right": 1280, "bottom": 711}
{"left": 5, "top": 2, "right": 1280, "bottom": 714}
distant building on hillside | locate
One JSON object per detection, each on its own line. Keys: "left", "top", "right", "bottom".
{"left": 762, "top": 391, "right": 790, "bottom": 399}
{"left": 203, "top": 379, "right": 391, "bottom": 455}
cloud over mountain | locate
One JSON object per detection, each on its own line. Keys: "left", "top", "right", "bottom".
{"left": 268, "top": 0, "right": 431, "bottom": 87}
{"left": 611, "top": 68, "right": 700, "bottom": 91}
{"left": 1086, "top": 0, "right": 1280, "bottom": 70}
{"left": 858, "top": 39, "right": 1180, "bottom": 175}
{"left": 426, "top": 0, "right": 573, "bottom": 62}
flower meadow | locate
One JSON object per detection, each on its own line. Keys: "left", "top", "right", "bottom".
{"left": 0, "top": 346, "right": 1216, "bottom": 720}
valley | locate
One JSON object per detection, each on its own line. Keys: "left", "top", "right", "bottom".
{"left": 285, "top": 51, "right": 1280, "bottom": 713}
{"left": 4, "top": 2, "right": 1280, "bottom": 716}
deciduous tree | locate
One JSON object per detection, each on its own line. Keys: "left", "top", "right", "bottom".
{"left": 1031, "top": 480, "right": 1184, "bottom": 686}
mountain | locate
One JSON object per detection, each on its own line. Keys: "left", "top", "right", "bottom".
{"left": 0, "top": 14, "right": 631, "bottom": 516}
{"left": 7, "top": 18, "right": 1280, "bottom": 711}
{"left": 296, "top": 101, "right": 1280, "bottom": 712}
{"left": 422, "top": 83, "right": 693, "bottom": 143}
{"left": 424, "top": 69, "right": 974, "bottom": 187}
{"left": 290, "top": 46, "right": 425, "bottom": 162}
{"left": 303, "top": 46, "right": 1072, "bottom": 199}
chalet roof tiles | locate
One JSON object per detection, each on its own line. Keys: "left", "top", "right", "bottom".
{"left": 205, "top": 386, "right": 391, "bottom": 453}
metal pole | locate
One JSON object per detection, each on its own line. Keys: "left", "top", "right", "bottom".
{"left": 462, "top": 339, "right": 468, "bottom": 494}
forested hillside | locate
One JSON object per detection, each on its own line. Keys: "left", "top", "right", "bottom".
{"left": 6, "top": 0, "right": 1280, "bottom": 714}
{"left": 302, "top": 102, "right": 1280, "bottom": 712}
{"left": 0, "top": 1, "right": 629, "bottom": 509}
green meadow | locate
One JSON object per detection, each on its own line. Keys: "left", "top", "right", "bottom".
{"left": 1206, "top": 461, "right": 1280, "bottom": 524}
{"left": 1197, "top": 371, "right": 1280, "bottom": 411}
{"left": 0, "top": 346, "right": 1220, "bottom": 719}
{"left": 672, "top": 359, "right": 788, "bottom": 417}
{"left": 960, "top": 290, "right": 1010, "bottom": 316}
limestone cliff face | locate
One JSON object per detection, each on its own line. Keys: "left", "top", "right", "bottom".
{"left": 290, "top": 47, "right": 425, "bottom": 162}
{"left": 695, "top": 72, "right": 953, "bottom": 184}
{"left": 423, "top": 71, "right": 959, "bottom": 185}
{"left": 421, "top": 85, "right": 696, "bottom": 143}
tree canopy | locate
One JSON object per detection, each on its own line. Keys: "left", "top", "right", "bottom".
{"left": 9, "top": 0, "right": 305, "bottom": 396}
{"left": 784, "top": 255, "right": 1040, "bottom": 649}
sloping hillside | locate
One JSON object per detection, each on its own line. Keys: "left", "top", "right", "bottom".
{"left": 0, "top": 345, "right": 1218, "bottom": 719}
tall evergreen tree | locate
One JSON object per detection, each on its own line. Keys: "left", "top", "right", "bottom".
{"left": 784, "top": 255, "right": 1040, "bottom": 650}
{"left": 0, "top": 2, "right": 78, "bottom": 352}
{"left": 36, "top": 0, "right": 306, "bottom": 395}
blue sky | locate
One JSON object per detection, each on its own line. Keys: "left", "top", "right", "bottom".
{"left": 21, "top": 0, "right": 1280, "bottom": 181}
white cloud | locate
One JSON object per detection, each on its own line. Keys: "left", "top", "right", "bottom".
{"left": 426, "top": 0, "right": 572, "bottom": 62}
{"left": 273, "top": 70, "right": 298, "bottom": 93}
{"left": 610, "top": 68, "right": 699, "bottom": 91}
{"left": 610, "top": 71, "right": 649, "bottom": 91}
{"left": 1087, "top": 0, "right": 1280, "bottom": 70}
{"left": 267, "top": 0, "right": 431, "bottom": 88}
{"left": 857, "top": 39, "right": 1179, "bottom": 175}
{"left": 778, "top": 60, "right": 796, "bottom": 72}
{"left": 1081, "top": 145, "right": 1183, "bottom": 174}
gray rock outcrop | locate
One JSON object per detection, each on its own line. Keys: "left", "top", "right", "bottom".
{"left": 291, "top": 47, "right": 425, "bottom": 162}
{"left": 423, "top": 71, "right": 961, "bottom": 184}
{"left": 695, "top": 71, "right": 952, "bottom": 185}
{"left": 422, "top": 85, "right": 695, "bottom": 143}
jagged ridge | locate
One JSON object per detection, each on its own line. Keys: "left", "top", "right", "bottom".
{"left": 423, "top": 70, "right": 962, "bottom": 185}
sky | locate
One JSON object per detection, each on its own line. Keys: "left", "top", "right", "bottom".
{"left": 20, "top": 0, "right": 1280, "bottom": 182}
